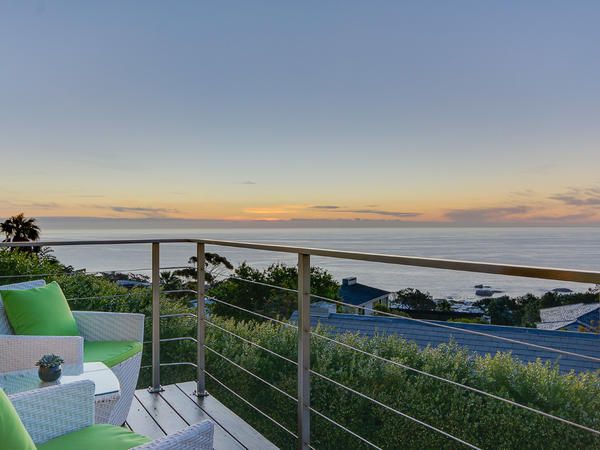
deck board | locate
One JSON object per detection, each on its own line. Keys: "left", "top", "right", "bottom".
{"left": 125, "top": 395, "right": 166, "bottom": 440}
{"left": 161, "top": 384, "right": 244, "bottom": 450}
{"left": 135, "top": 387, "right": 189, "bottom": 434}
{"left": 177, "top": 382, "right": 278, "bottom": 450}
{"left": 128, "top": 383, "right": 277, "bottom": 449}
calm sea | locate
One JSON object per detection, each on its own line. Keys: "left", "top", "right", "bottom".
{"left": 37, "top": 222, "right": 599, "bottom": 302}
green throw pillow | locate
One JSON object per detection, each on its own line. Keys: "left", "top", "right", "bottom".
{"left": 2, "top": 281, "right": 79, "bottom": 336}
{"left": 0, "top": 389, "right": 37, "bottom": 450}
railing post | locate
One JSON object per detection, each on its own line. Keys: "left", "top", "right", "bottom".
{"left": 297, "top": 253, "right": 311, "bottom": 450}
{"left": 148, "top": 242, "right": 163, "bottom": 393}
{"left": 195, "top": 242, "right": 208, "bottom": 397}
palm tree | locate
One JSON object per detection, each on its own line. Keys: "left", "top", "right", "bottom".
{"left": 1, "top": 213, "right": 41, "bottom": 243}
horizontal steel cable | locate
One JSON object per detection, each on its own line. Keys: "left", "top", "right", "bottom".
{"left": 221, "top": 275, "right": 600, "bottom": 364}
{"left": 310, "top": 369, "right": 481, "bottom": 449}
{"left": 310, "top": 331, "right": 600, "bottom": 436}
{"left": 204, "top": 344, "right": 297, "bottom": 402}
{"left": 309, "top": 407, "right": 382, "bottom": 450}
{"left": 204, "top": 369, "right": 298, "bottom": 439}
{"left": 205, "top": 320, "right": 298, "bottom": 366}
{"left": 0, "top": 265, "right": 190, "bottom": 279}
{"left": 141, "top": 362, "right": 198, "bottom": 369}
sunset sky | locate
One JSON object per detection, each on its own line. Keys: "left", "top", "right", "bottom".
{"left": 1, "top": 1, "right": 599, "bottom": 225}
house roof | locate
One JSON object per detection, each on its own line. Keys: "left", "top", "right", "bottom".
{"left": 339, "top": 281, "right": 390, "bottom": 306}
{"left": 537, "top": 303, "right": 600, "bottom": 330}
{"left": 288, "top": 311, "right": 600, "bottom": 374}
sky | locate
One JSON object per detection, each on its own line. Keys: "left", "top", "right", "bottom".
{"left": 1, "top": 1, "right": 599, "bottom": 226}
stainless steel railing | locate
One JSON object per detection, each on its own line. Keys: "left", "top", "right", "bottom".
{"left": 2, "top": 238, "right": 600, "bottom": 449}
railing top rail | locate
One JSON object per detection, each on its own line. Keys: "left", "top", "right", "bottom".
{"left": 0, "top": 238, "right": 194, "bottom": 247}
{"left": 1, "top": 238, "right": 599, "bottom": 284}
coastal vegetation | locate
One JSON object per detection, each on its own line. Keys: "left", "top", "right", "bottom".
{"left": 476, "top": 290, "right": 599, "bottom": 327}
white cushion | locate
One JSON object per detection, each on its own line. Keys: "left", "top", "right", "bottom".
{"left": 0, "top": 280, "right": 47, "bottom": 335}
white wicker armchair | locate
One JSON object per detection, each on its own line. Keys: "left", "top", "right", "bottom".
{"left": 9, "top": 380, "right": 214, "bottom": 449}
{"left": 0, "top": 280, "right": 145, "bottom": 425}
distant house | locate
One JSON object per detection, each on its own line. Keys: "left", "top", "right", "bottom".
{"left": 536, "top": 303, "right": 600, "bottom": 331}
{"left": 339, "top": 277, "right": 393, "bottom": 315}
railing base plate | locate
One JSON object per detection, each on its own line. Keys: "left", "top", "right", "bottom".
{"left": 194, "top": 390, "right": 209, "bottom": 398}
{"left": 147, "top": 386, "right": 164, "bottom": 393}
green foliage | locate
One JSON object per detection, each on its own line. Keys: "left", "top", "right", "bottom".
{"left": 477, "top": 289, "right": 599, "bottom": 327}
{"left": 208, "top": 262, "right": 340, "bottom": 320}
{"left": 447, "top": 317, "right": 487, "bottom": 324}
{"left": 205, "top": 318, "right": 600, "bottom": 449}
{"left": 373, "top": 303, "right": 391, "bottom": 314}
{"left": 396, "top": 288, "right": 436, "bottom": 310}
{"left": 0, "top": 249, "right": 68, "bottom": 285}
{"left": 436, "top": 299, "right": 452, "bottom": 312}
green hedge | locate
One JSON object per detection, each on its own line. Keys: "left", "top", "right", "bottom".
{"left": 204, "top": 317, "right": 600, "bottom": 449}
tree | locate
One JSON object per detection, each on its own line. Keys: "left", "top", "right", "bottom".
{"left": 160, "top": 271, "right": 183, "bottom": 292}
{"left": 1, "top": 213, "right": 41, "bottom": 252}
{"left": 174, "top": 253, "right": 234, "bottom": 284}
{"left": 483, "top": 297, "right": 514, "bottom": 325}
{"left": 208, "top": 262, "right": 340, "bottom": 320}
{"left": 396, "top": 288, "right": 436, "bottom": 310}
{"left": 436, "top": 299, "right": 452, "bottom": 312}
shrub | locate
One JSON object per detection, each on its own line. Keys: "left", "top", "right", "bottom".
{"left": 204, "top": 317, "right": 600, "bottom": 449}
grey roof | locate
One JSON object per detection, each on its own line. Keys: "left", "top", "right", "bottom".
{"left": 539, "top": 303, "right": 599, "bottom": 322}
{"left": 537, "top": 303, "right": 600, "bottom": 331}
{"left": 536, "top": 320, "right": 577, "bottom": 331}
{"left": 289, "top": 311, "right": 600, "bottom": 374}
{"left": 339, "top": 282, "right": 389, "bottom": 306}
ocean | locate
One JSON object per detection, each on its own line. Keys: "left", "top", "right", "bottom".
{"left": 36, "top": 221, "right": 599, "bottom": 302}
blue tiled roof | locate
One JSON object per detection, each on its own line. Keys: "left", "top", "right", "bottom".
{"left": 290, "top": 312, "right": 600, "bottom": 374}
{"left": 339, "top": 283, "right": 389, "bottom": 306}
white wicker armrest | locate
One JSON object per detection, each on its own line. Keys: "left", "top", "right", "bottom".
{"left": 0, "top": 335, "right": 83, "bottom": 372}
{"left": 132, "top": 420, "right": 214, "bottom": 450}
{"left": 9, "top": 380, "right": 95, "bottom": 444}
{"left": 73, "top": 311, "right": 145, "bottom": 342}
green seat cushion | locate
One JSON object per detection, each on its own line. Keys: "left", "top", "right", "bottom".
{"left": 0, "top": 389, "right": 36, "bottom": 450}
{"left": 84, "top": 341, "right": 143, "bottom": 368}
{"left": 38, "top": 424, "right": 151, "bottom": 450}
{"left": 1, "top": 281, "right": 79, "bottom": 336}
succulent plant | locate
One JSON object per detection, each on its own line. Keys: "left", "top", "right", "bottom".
{"left": 36, "top": 354, "right": 64, "bottom": 368}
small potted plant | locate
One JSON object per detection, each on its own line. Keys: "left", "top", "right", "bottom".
{"left": 36, "top": 354, "right": 64, "bottom": 382}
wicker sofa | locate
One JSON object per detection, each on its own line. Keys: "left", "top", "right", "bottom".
{"left": 0, "top": 280, "right": 144, "bottom": 425}
{"left": 7, "top": 380, "right": 214, "bottom": 449}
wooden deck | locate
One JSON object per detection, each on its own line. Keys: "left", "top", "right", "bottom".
{"left": 126, "top": 381, "right": 278, "bottom": 449}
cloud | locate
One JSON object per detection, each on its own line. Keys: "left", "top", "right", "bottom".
{"left": 308, "top": 205, "right": 420, "bottom": 218}
{"left": 6, "top": 201, "right": 59, "bottom": 209}
{"left": 445, "top": 206, "right": 531, "bottom": 224}
{"left": 526, "top": 213, "right": 595, "bottom": 222}
{"left": 238, "top": 180, "right": 257, "bottom": 185}
{"left": 549, "top": 187, "right": 600, "bottom": 207}
{"left": 109, "top": 206, "right": 178, "bottom": 218}
{"left": 341, "top": 209, "right": 421, "bottom": 218}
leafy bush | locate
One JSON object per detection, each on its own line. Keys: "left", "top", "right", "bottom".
{"left": 0, "top": 249, "right": 67, "bottom": 285}
{"left": 204, "top": 317, "right": 600, "bottom": 449}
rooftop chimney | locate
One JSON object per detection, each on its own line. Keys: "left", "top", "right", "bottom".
{"left": 342, "top": 277, "right": 357, "bottom": 286}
